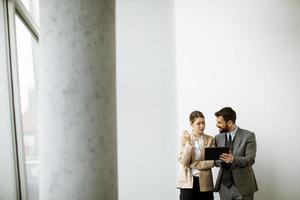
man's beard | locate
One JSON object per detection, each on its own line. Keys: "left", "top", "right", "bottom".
{"left": 218, "top": 125, "right": 229, "bottom": 133}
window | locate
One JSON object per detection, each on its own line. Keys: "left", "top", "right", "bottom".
{"left": 6, "top": 0, "right": 40, "bottom": 199}
{"left": 15, "top": 15, "right": 39, "bottom": 200}
{"left": 19, "top": 0, "right": 39, "bottom": 24}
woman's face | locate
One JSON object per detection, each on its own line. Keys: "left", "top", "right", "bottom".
{"left": 192, "top": 117, "right": 205, "bottom": 133}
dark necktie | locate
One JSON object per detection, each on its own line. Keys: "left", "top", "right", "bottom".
{"left": 228, "top": 134, "right": 233, "bottom": 151}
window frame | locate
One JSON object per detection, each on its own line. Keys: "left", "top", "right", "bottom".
{"left": 5, "top": 0, "right": 40, "bottom": 199}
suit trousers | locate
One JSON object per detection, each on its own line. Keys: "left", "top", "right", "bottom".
{"left": 180, "top": 176, "right": 214, "bottom": 200}
{"left": 219, "top": 183, "right": 254, "bottom": 200}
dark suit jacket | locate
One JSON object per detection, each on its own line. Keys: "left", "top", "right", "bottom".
{"left": 215, "top": 127, "right": 258, "bottom": 196}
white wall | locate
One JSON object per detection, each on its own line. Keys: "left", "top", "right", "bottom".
{"left": 176, "top": 0, "right": 300, "bottom": 199}
{"left": 116, "top": 0, "right": 178, "bottom": 200}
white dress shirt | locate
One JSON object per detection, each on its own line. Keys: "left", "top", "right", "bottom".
{"left": 192, "top": 134, "right": 204, "bottom": 177}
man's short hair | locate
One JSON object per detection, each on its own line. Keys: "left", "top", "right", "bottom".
{"left": 215, "top": 107, "right": 236, "bottom": 124}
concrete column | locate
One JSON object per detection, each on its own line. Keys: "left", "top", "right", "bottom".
{"left": 39, "top": 0, "right": 117, "bottom": 199}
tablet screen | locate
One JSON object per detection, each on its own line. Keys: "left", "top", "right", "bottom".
{"left": 204, "top": 147, "right": 230, "bottom": 160}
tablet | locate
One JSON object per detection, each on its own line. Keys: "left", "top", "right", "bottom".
{"left": 204, "top": 147, "right": 230, "bottom": 160}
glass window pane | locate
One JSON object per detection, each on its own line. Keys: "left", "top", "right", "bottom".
{"left": 15, "top": 15, "right": 39, "bottom": 200}
{"left": 20, "top": 0, "right": 39, "bottom": 25}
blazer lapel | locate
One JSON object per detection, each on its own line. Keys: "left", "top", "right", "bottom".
{"left": 232, "top": 128, "right": 242, "bottom": 155}
{"left": 220, "top": 133, "right": 226, "bottom": 147}
{"left": 200, "top": 134, "right": 209, "bottom": 160}
{"left": 203, "top": 134, "right": 209, "bottom": 147}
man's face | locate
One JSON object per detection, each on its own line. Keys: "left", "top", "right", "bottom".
{"left": 216, "top": 116, "right": 229, "bottom": 133}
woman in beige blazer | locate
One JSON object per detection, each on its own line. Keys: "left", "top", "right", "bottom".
{"left": 177, "top": 111, "right": 215, "bottom": 200}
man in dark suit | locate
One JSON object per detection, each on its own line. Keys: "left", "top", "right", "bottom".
{"left": 214, "top": 107, "right": 258, "bottom": 200}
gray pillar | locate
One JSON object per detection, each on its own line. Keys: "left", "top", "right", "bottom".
{"left": 39, "top": 0, "right": 117, "bottom": 199}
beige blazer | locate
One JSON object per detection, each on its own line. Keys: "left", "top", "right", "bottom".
{"left": 177, "top": 132, "right": 215, "bottom": 192}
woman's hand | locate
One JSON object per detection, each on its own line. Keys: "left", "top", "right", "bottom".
{"left": 181, "top": 130, "right": 191, "bottom": 145}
